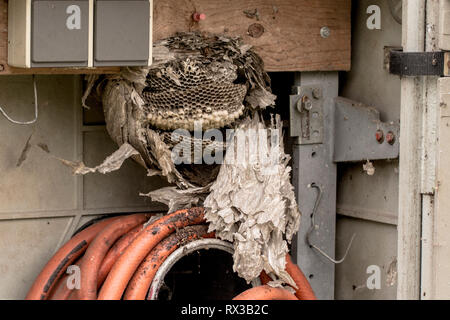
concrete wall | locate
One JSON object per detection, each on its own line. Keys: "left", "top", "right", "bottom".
{"left": 0, "top": 75, "right": 167, "bottom": 299}
{"left": 335, "top": 0, "right": 401, "bottom": 299}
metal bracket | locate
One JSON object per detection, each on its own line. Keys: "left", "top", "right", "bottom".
{"left": 289, "top": 90, "right": 400, "bottom": 163}
{"left": 333, "top": 97, "right": 400, "bottom": 163}
{"left": 389, "top": 49, "right": 449, "bottom": 76}
{"left": 289, "top": 86, "right": 324, "bottom": 145}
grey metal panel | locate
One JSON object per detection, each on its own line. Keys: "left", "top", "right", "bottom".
{"left": 340, "top": 0, "right": 401, "bottom": 122}
{"left": 0, "top": 217, "right": 72, "bottom": 299}
{"left": 293, "top": 72, "right": 338, "bottom": 300}
{"left": 94, "top": 0, "right": 150, "bottom": 66}
{"left": 83, "top": 130, "right": 168, "bottom": 210}
{"left": 335, "top": 216, "right": 397, "bottom": 300}
{"left": 337, "top": 160, "right": 399, "bottom": 226}
{"left": 336, "top": 0, "right": 401, "bottom": 300}
{"left": 333, "top": 97, "right": 400, "bottom": 163}
{"left": 31, "top": 1, "right": 89, "bottom": 67}
{"left": 0, "top": 76, "right": 79, "bottom": 213}
{"left": 0, "top": 75, "right": 165, "bottom": 299}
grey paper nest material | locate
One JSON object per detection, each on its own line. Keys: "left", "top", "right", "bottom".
{"left": 204, "top": 116, "right": 301, "bottom": 286}
{"left": 81, "top": 32, "right": 276, "bottom": 190}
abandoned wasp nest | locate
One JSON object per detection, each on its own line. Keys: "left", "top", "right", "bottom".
{"left": 76, "top": 33, "right": 300, "bottom": 287}
{"left": 84, "top": 32, "right": 276, "bottom": 190}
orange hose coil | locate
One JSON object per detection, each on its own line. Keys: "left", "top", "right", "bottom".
{"left": 98, "top": 207, "right": 205, "bottom": 300}
{"left": 27, "top": 208, "right": 316, "bottom": 301}
{"left": 285, "top": 255, "right": 316, "bottom": 300}
{"left": 123, "top": 225, "right": 211, "bottom": 300}
{"left": 260, "top": 255, "right": 316, "bottom": 300}
{"left": 233, "top": 285, "right": 298, "bottom": 300}
{"left": 25, "top": 216, "right": 121, "bottom": 300}
{"left": 75, "top": 214, "right": 149, "bottom": 300}
{"left": 97, "top": 224, "right": 144, "bottom": 287}
{"left": 48, "top": 257, "right": 82, "bottom": 300}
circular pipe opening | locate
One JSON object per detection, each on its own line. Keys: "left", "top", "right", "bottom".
{"left": 148, "top": 239, "right": 260, "bottom": 300}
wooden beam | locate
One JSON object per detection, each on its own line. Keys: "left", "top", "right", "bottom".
{"left": 0, "top": 0, "right": 351, "bottom": 75}
{"left": 397, "top": 0, "right": 426, "bottom": 301}
{"left": 152, "top": 0, "right": 351, "bottom": 72}
{"left": 432, "top": 78, "right": 450, "bottom": 299}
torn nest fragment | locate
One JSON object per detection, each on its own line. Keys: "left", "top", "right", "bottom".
{"left": 204, "top": 116, "right": 301, "bottom": 287}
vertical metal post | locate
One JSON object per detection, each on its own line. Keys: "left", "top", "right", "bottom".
{"left": 292, "top": 72, "right": 338, "bottom": 300}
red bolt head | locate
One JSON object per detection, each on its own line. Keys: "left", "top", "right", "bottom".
{"left": 193, "top": 13, "right": 206, "bottom": 22}
{"left": 386, "top": 131, "right": 396, "bottom": 145}
{"left": 375, "top": 130, "right": 384, "bottom": 143}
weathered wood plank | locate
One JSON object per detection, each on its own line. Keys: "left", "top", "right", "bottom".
{"left": 397, "top": 0, "right": 426, "bottom": 300}
{"left": 152, "top": 0, "right": 351, "bottom": 72}
{"left": 0, "top": 0, "right": 351, "bottom": 75}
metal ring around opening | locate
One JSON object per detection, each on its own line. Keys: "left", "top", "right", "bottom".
{"left": 147, "top": 238, "right": 261, "bottom": 300}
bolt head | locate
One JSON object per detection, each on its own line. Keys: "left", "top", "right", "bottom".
{"left": 304, "top": 101, "right": 313, "bottom": 111}
{"left": 320, "top": 26, "right": 330, "bottom": 38}
{"left": 312, "top": 88, "right": 322, "bottom": 99}
{"left": 386, "top": 131, "right": 396, "bottom": 145}
{"left": 375, "top": 130, "right": 384, "bottom": 143}
{"left": 301, "top": 95, "right": 313, "bottom": 111}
